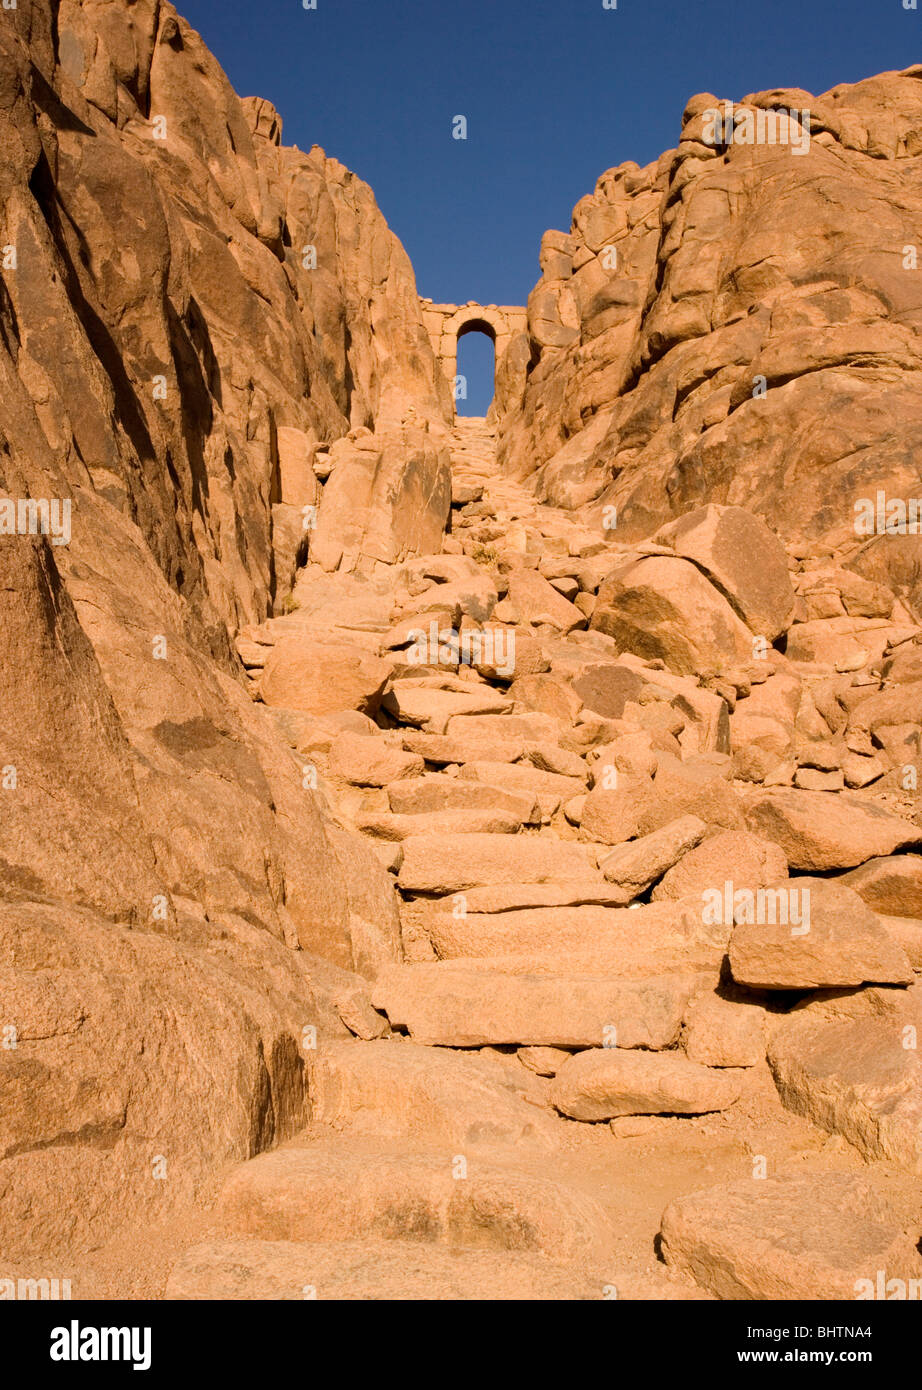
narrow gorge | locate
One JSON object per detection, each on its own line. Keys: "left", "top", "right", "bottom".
{"left": 2, "top": 0, "right": 922, "bottom": 1303}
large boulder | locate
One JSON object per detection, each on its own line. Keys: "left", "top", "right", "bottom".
{"left": 661, "top": 1175, "right": 922, "bottom": 1300}
{"left": 744, "top": 789, "right": 921, "bottom": 870}
{"left": 591, "top": 555, "right": 755, "bottom": 677}
{"left": 309, "top": 427, "right": 452, "bottom": 573}
{"left": 550, "top": 1048, "right": 741, "bottom": 1121}
{"left": 259, "top": 638, "right": 392, "bottom": 716}
{"left": 653, "top": 829, "right": 788, "bottom": 901}
{"left": 656, "top": 504, "right": 795, "bottom": 640}
{"left": 728, "top": 878, "right": 913, "bottom": 989}
{"left": 768, "top": 993, "right": 922, "bottom": 1174}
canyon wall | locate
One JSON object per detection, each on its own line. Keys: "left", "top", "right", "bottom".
{"left": 0, "top": 0, "right": 447, "bottom": 1255}
{"left": 494, "top": 67, "right": 922, "bottom": 616}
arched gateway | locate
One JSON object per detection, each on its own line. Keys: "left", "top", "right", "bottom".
{"left": 419, "top": 300, "right": 527, "bottom": 414}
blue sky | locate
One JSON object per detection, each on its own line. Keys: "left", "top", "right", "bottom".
{"left": 178, "top": 0, "right": 920, "bottom": 412}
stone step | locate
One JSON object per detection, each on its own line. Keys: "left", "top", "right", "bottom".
{"left": 386, "top": 774, "right": 540, "bottom": 822}
{"left": 459, "top": 760, "right": 585, "bottom": 818}
{"left": 420, "top": 899, "right": 728, "bottom": 979}
{"left": 213, "top": 1140, "right": 614, "bottom": 1267}
{"left": 372, "top": 961, "right": 694, "bottom": 1047}
{"left": 305, "top": 1038, "right": 559, "bottom": 1147}
{"left": 550, "top": 1047, "right": 743, "bottom": 1121}
{"left": 356, "top": 809, "right": 526, "bottom": 839}
{"left": 166, "top": 1238, "right": 607, "bottom": 1300}
{"left": 397, "top": 832, "right": 602, "bottom": 894}
{"left": 382, "top": 684, "right": 513, "bottom": 733}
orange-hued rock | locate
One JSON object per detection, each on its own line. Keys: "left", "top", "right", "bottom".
{"left": 683, "top": 991, "right": 767, "bottom": 1068}
{"left": 372, "top": 962, "right": 691, "bottom": 1048}
{"left": 768, "top": 991, "right": 922, "bottom": 1173}
{"left": 260, "top": 639, "right": 392, "bottom": 716}
{"left": 495, "top": 68, "right": 922, "bottom": 599}
{"left": 305, "top": 1039, "right": 558, "bottom": 1147}
{"left": 744, "top": 789, "right": 921, "bottom": 869}
{"left": 0, "top": 898, "right": 362, "bottom": 1261}
{"left": 215, "top": 1142, "right": 614, "bottom": 1265}
{"left": 550, "top": 1047, "right": 741, "bottom": 1121}
{"left": 397, "top": 833, "right": 602, "bottom": 893}
{"left": 660, "top": 1175, "right": 922, "bottom": 1300}
{"left": 653, "top": 829, "right": 788, "bottom": 901}
{"left": 591, "top": 555, "right": 755, "bottom": 677}
{"left": 656, "top": 505, "right": 796, "bottom": 641}
{"left": 728, "top": 878, "right": 913, "bottom": 989}
{"left": 840, "top": 855, "right": 922, "bottom": 918}
{"left": 310, "top": 428, "right": 452, "bottom": 573}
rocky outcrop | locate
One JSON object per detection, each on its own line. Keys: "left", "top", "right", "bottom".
{"left": 494, "top": 67, "right": 922, "bottom": 611}
{"left": 0, "top": 0, "right": 448, "bottom": 1260}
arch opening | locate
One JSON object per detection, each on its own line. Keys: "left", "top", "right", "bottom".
{"left": 455, "top": 328, "right": 496, "bottom": 417}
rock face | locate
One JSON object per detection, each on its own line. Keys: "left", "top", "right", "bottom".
{"left": 494, "top": 67, "right": 922, "bottom": 596}
{"left": 768, "top": 994, "right": 922, "bottom": 1174}
{"left": 744, "top": 790, "right": 920, "bottom": 870}
{"left": 5, "top": 3, "right": 922, "bottom": 1306}
{"left": 0, "top": 0, "right": 447, "bottom": 1263}
{"left": 310, "top": 428, "right": 452, "bottom": 574}
{"left": 592, "top": 555, "right": 756, "bottom": 677}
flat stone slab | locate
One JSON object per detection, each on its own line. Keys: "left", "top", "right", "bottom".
{"left": 458, "top": 882, "right": 651, "bottom": 913}
{"left": 387, "top": 775, "right": 539, "bottom": 822}
{"left": 660, "top": 1174, "right": 922, "bottom": 1300}
{"left": 840, "top": 855, "right": 922, "bottom": 918}
{"left": 423, "top": 900, "right": 728, "bottom": 980}
{"left": 402, "top": 732, "right": 524, "bottom": 764}
{"left": 551, "top": 1048, "right": 742, "bottom": 1121}
{"left": 357, "top": 810, "right": 525, "bottom": 840}
{"left": 166, "top": 1238, "right": 606, "bottom": 1300}
{"left": 744, "top": 789, "right": 921, "bottom": 870}
{"left": 460, "top": 761, "right": 584, "bottom": 816}
{"left": 215, "top": 1143, "right": 612, "bottom": 1266}
{"left": 382, "top": 684, "right": 513, "bottom": 733}
{"left": 305, "top": 1040, "right": 558, "bottom": 1147}
{"left": 728, "top": 878, "right": 912, "bottom": 989}
{"left": 372, "top": 962, "right": 690, "bottom": 1047}
{"left": 397, "top": 833, "right": 602, "bottom": 893}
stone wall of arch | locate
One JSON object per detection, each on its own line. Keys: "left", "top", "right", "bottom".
{"left": 419, "top": 300, "right": 527, "bottom": 413}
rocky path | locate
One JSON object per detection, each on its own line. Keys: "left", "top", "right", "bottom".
{"left": 167, "top": 419, "right": 922, "bottom": 1301}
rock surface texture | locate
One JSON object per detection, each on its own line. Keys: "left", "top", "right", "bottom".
{"left": 2, "top": 4, "right": 922, "bottom": 1301}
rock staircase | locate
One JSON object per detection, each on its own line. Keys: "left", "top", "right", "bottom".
{"left": 167, "top": 419, "right": 922, "bottom": 1301}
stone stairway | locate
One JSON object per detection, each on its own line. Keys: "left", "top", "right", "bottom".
{"left": 167, "top": 419, "right": 922, "bottom": 1301}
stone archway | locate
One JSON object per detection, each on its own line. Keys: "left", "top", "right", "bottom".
{"left": 420, "top": 300, "right": 527, "bottom": 415}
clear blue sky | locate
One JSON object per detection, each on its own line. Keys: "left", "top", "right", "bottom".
{"left": 178, "top": 0, "right": 920, "bottom": 412}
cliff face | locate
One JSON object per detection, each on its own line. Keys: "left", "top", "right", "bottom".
{"left": 2, "top": 0, "right": 450, "bottom": 636}
{"left": 0, "top": 0, "right": 446, "bottom": 1254}
{"left": 494, "top": 67, "right": 922, "bottom": 615}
